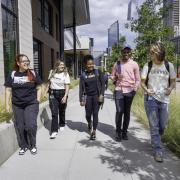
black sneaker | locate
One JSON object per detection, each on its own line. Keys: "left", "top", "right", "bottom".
{"left": 122, "top": 133, "right": 128, "bottom": 140}
{"left": 19, "top": 148, "right": 28, "bottom": 155}
{"left": 88, "top": 122, "right": 92, "bottom": 132}
{"left": 30, "top": 147, "right": 37, "bottom": 155}
{"left": 115, "top": 132, "right": 122, "bottom": 142}
{"left": 90, "top": 131, "right": 96, "bottom": 140}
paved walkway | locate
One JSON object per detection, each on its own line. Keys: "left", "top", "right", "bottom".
{"left": 0, "top": 87, "right": 180, "bottom": 180}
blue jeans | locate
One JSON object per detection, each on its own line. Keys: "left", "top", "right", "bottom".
{"left": 144, "top": 95, "right": 169, "bottom": 154}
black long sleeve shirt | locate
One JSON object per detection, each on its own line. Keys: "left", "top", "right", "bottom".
{"left": 79, "top": 69, "right": 105, "bottom": 102}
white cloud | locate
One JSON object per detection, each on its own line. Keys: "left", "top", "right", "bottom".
{"left": 77, "top": 0, "right": 144, "bottom": 51}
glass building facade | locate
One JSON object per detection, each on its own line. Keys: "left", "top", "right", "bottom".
{"left": 1, "top": 0, "right": 18, "bottom": 77}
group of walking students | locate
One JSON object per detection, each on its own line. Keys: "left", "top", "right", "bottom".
{"left": 4, "top": 42, "right": 176, "bottom": 163}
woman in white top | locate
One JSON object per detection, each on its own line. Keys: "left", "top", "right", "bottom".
{"left": 48, "top": 60, "right": 70, "bottom": 139}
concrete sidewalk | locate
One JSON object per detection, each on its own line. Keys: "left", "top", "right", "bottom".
{"left": 0, "top": 87, "right": 180, "bottom": 180}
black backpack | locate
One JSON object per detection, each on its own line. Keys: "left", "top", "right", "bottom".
{"left": 145, "top": 60, "right": 170, "bottom": 86}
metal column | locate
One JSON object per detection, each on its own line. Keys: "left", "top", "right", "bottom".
{"left": 59, "top": 0, "right": 64, "bottom": 59}
{"left": 73, "top": 0, "right": 77, "bottom": 79}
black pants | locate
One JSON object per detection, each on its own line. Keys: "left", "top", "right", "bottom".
{"left": 85, "top": 95, "right": 100, "bottom": 131}
{"left": 49, "top": 89, "right": 67, "bottom": 133}
{"left": 12, "top": 102, "right": 39, "bottom": 149}
{"left": 115, "top": 91, "right": 135, "bottom": 133}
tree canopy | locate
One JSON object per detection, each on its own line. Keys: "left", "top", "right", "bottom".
{"left": 127, "top": 0, "right": 175, "bottom": 67}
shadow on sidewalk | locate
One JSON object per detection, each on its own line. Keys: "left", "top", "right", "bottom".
{"left": 40, "top": 108, "right": 51, "bottom": 134}
{"left": 77, "top": 126, "right": 180, "bottom": 180}
{"left": 66, "top": 120, "right": 89, "bottom": 133}
{"left": 97, "top": 121, "right": 116, "bottom": 140}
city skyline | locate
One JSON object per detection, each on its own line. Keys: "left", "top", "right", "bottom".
{"left": 77, "top": 0, "right": 144, "bottom": 51}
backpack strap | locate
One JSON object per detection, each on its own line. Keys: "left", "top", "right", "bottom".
{"left": 11, "top": 71, "right": 16, "bottom": 79}
{"left": 164, "top": 60, "right": 170, "bottom": 87}
{"left": 30, "top": 69, "right": 36, "bottom": 77}
{"left": 94, "top": 69, "right": 99, "bottom": 77}
{"left": 145, "top": 61, "right": 153, "bottom": 86}
{"left": 116, "top": 61, "right": 121, "bottom": 74}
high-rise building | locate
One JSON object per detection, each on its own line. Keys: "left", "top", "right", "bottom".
{"left": 164, "top": 0, "right": 180, "bottom": 37}
{"left": 127, "top": 0, "right": 138, "bottom": 21}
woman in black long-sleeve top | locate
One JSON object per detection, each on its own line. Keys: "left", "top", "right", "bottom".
{"left": 79, "top": 55, "right": 105, "bottom": 140}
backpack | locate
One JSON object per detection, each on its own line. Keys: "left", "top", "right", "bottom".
{"left": 145, "top": 60, "right": 170, "bottom": 86}
{"left": 11, "top": 70, "right": 36, "bottom": 79}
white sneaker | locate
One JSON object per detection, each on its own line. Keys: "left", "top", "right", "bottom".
{"left": 50, "top": 132, "right": 58, "bottom": 139}
{"left": 19, "top": 148, "right": 28, "bottom": 155}
{"left": 59, "top": 127, "right": 65, "bottom": 131}
{"left": 30, "top": 147, "right": 37, "bottom": 155}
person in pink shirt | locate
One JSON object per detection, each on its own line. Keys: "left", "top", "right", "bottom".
{"left": 111, "top": 45, "right": 140, "bottom": 141}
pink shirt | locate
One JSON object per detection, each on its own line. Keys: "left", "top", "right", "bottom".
{"left": 111, "top": 58, "right": 141, "bottom": 93}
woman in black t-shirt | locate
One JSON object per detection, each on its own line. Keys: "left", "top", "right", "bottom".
{"left": 79, "top": 55, "right": 105, "bottom": 140}
{"left": 4, "top": 54, "right": 42, "bottom": 155}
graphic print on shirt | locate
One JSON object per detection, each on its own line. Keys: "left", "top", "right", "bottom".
{"left": 13, "top": 76, "right": 30, "bottom": 85}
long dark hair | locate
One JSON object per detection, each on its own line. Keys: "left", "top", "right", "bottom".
{"left": 14, "top": 54, "right": 35, "bottom": 81}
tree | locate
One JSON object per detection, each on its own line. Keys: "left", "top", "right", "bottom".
{"left": 127, "top": 0, "right": 175, "bottom": 67}
{"left": 106, "top": 36, "right": 126, "bottom": 72}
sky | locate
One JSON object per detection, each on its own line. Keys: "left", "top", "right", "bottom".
{"left": 77, "top": 0, "right": 144, "bottom": 51}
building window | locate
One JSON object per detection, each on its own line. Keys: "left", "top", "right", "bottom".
{"left": 33, "top": 39, "right": 43, "bottom": 79}
{"left": 37, "top": 0, "right": 53, "bottom": 35}
{"left": 37, "top": 0, "right": 42, "bottom": 23}
{"left": 1, "top": 0, "right": 18, "bottom": 78}
{"left": 56, "top": 14, "right": 59, "bottom": 41}
{"left": 1, "top": 0, "right": 17, "bottom": 13}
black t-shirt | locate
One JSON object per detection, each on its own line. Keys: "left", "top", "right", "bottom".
{"left": 84, "top": 71, "right": 98, "bottom": 96}
{"left": 4, "top": 70, "right": 43, "bottom": 106}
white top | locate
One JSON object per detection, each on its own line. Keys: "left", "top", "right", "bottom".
{"left": 141, "top": 62, "right": 176, "bottom": 103}
{"left": 49, "top": 72, "right": 70, "bottom": 90}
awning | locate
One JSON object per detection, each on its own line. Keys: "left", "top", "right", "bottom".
{"left": 64, "top": 0, "right": 90, "bottom": 28}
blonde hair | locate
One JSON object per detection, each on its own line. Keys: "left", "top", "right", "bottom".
{"left": 48, "top": 60, "right": 68, "bottom": 80}
{"left": 150, "top": 42, "right": 165, "bottom": 62}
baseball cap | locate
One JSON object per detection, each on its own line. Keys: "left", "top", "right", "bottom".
{"left": 123, "top": 44, "right": 132, "bottom": 50}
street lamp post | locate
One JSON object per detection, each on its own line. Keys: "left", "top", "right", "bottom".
{"left": 104, "top": 53, "right": 108, "bottom": 71}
